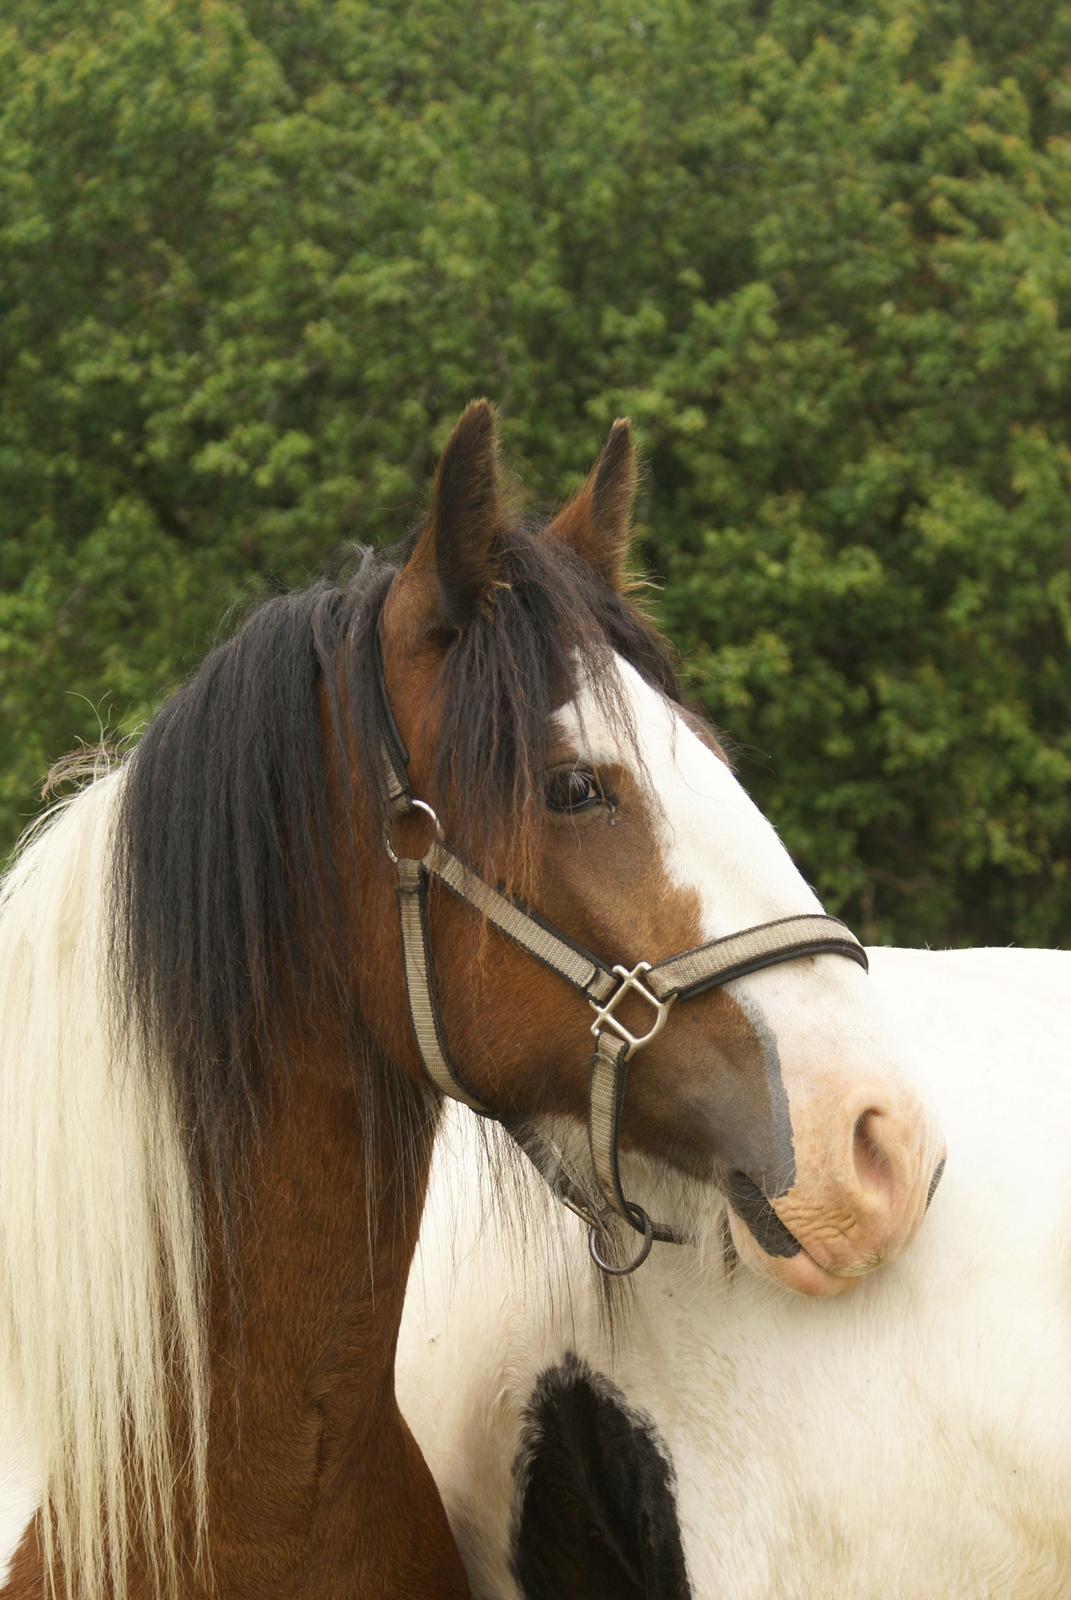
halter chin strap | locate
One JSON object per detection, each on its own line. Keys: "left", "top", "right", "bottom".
{"left": 376, "top": 671, "right": 869, "bottom": 1274}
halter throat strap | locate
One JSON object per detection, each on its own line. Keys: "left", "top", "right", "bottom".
{"left": 376, "top": 671, "right": 869, "bottom": 1274}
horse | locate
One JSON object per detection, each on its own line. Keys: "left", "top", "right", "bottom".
{"left": 396, "top": 918, "right": 1071, "bottom": 1582}
{"left": 0, "top": 402, "right": 943, "bottom": 1598}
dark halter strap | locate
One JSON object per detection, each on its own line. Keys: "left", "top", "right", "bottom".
{"left": 375, "top": 659, "right": 869, "bottom": 1274}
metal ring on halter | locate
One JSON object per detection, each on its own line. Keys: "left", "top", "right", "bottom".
{"left": 588, "top": 1204, "right": 654, "bottom": 1276}
{"left": 384, "top": 798, "right": 443, "bottom": 866}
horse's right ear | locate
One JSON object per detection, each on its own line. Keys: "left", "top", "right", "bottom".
{"left": 398, "top": 400, "right": 506, "bottom": 632}
{"left": 547, "top": 418, "right": 637, "bottom": 591}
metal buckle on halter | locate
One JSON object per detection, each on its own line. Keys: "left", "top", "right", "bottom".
{"left": 589, "top": 961, "right": 674, "bottom": 1056}
{"left": 383, "top": 798, "right": 443, "bottom": 866}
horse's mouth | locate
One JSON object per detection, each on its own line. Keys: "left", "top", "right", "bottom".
{"left": 725, "top": 1206, "right": 864, "bottom": 1297}
{"left": 723, "top": 1209, "right": 858, "bottom": 1299}
{"left": 725, "top": 1170, "right": 802, "bottom": 1259}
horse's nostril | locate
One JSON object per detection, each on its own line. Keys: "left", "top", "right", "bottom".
{"left": 926, "top": 1155, "right": 947, "bottom": 1210}
{"left": 852, "top": 1110, "right": 893, "bottom": 1202}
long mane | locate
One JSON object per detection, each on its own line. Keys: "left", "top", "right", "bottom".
{"left": 0, "top": 769, "right": 204, "bottom": 1600}
{"left": 0, "top": 528, "right": 677, "bottom": 1599}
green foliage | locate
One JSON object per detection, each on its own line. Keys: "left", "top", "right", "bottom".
{"left": 1, "top": 0, "right": 1068, "bottom": 944}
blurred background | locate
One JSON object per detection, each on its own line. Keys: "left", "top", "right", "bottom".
{"left": 1, "top": 0, "right": 1068, "bottom": 946}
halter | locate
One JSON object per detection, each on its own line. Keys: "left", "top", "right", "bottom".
{"left": 376, "top": 657, "right": 869, "bottom": 1275}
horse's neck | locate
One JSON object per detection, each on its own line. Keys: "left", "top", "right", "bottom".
{"left": 3, "top": 1034, "right": 469, "bottom": 1600}
{"left": 195, "top": 1034, "right": 465, "bottom": 1599}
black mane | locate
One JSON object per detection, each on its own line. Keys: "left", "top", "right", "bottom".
{"left": 110, "top": 527, "right": 679, "bottom": 1200}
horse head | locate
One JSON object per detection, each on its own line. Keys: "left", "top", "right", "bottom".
{"left": 371, "top": 401, "right": 946, "bottom": 1295}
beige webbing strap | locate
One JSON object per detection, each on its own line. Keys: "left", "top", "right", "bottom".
{"left": 423, "top": 840, "right": 617, "bottom": 1003}
{"left": 586, "top": 1030, "right": 681, "bottom": 1246}
{"left": 647, "top": 914, "right": 867, "bottom": 1001}
{"left": 379, "top": 739, "right": 412, "bottom": 820}
{"left": 589, "top": 1031, "right": 630, "bottom": 1217}
{"left": 396, "top": 858, "right": 488, "bottom": 1113}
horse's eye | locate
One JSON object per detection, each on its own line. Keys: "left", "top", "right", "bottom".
{"left": 545, "top": 767, "right": 603, "bottom": 814}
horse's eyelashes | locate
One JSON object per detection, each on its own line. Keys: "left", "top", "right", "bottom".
{"left": 545, "top": 766, "right": 607, "bottom": 814}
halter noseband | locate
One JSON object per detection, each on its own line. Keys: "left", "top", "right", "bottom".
{"left": 376, "top": 660, "right": 868, "bottom": 1275}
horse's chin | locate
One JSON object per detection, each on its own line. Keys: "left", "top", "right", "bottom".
{"left": 726, "top": 1209, "right": 861, "bottom": 1299}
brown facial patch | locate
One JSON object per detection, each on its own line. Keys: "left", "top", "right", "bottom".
{"left": 374, "top": 604, "right": 795, "bottom": 1194}
{"left": 524, "top": 762, "right": 794, "bottom": 1186}
{"left": 376, "top": 485, "right": 798, "bottom": 1207}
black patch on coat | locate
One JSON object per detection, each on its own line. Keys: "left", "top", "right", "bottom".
{"left": 726, "top": 1169, "right": 802, "bottom": 1257}
{"left": 510, "top": 1352, "right": 692, "bottom": 1600}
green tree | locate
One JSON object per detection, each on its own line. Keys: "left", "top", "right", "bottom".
{"left": 1, "top": 0, "right": 1068, "bottom": 944}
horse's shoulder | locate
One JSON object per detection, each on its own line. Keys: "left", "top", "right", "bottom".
{"left": 868, "top": 942, "right": 1071, "bottom": 1008}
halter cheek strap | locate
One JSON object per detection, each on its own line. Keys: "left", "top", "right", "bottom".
{"left": 376, "top": 675, "right": 869, "bottom": 1275}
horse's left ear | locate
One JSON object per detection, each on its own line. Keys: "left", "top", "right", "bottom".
{"left": 547, "top": 419, "right": 637, "bottom": 591}
{"left": 400, "top": 399, "right": 506, "bottom": 631}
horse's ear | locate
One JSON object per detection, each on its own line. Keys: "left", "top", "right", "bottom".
{"left": 404, "top": 399, "right": 505, "bottom": 630}
{"left": 548, "top": 419, "right": 637, "bottom": 591}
